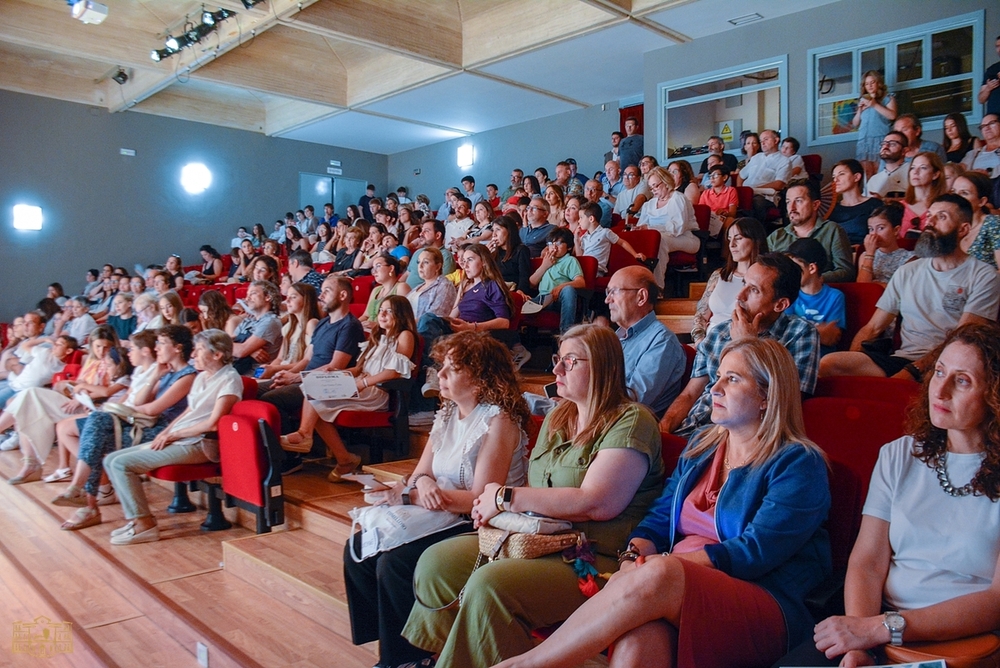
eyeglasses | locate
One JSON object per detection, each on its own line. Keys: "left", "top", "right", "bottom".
{"left": 551, "top": 354, "right": 588, "bottom": 371}
{"left": 606, "top": 287, "right": 641, "bottom": 297}
{"left": 527, "top": 205, "right": 546, "bottom": 212}
{"left": 880, "top": 140, "right": 902, "bottom": 147}
{"left": 980, "top": 120, "right": 1000, "bottom": 129}
{"left": 546, "top": 240, "right": 567, "bottom": 246}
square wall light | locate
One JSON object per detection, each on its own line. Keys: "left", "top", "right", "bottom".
{"left": 13, "top": 204, "right": 43, "bottom": 230}
{"left": 457, "top": 144, "right": 475, "bottom": 168}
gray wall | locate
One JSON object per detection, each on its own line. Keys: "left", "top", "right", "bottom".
{"left": 0, "top": 90, "right": 386, "bottom": 321}
{"left": 642, "top": 0, "right": 999, "bottom": 172}
{"left": 388, "top": 102, "right": 622, "bottom": 209}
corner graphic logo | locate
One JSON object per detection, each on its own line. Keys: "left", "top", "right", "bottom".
{"left": 12, "top": 616, "right": 73, "bottom": 658}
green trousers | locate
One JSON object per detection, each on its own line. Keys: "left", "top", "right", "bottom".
{"left": 402, "top": 534, "right": 615, "bottom": 668}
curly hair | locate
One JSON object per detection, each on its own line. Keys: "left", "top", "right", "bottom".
{"left": 430, "top": 331, "right": 531, "bottom": 429}
{"left": 906, "top": 322, "right": 1000, "bottom": 500}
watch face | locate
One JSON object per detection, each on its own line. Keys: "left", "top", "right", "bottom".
{"left": 885, "top": 612, "right": 905, "bottom": 630}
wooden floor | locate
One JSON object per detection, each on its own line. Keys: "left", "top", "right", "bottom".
{"left": 0, "top": 406, "right": 611, "bottom": 668}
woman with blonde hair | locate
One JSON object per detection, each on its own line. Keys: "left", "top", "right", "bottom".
{"left": 344, "top": 331, "right": 531, "bottom": 668}
{"left": 157, "top": 292, "right": 184, "bottom": 327}
{"left": 495, "top": 338, "right": 831, "bottom": 668}
{"left": 852, "top": 70, "right": 897, "bottom": 177}
{"left": 900, "top": 152, "right": 947, "bottom": 238}
{"left": 637, "top": 166, "right": 700, "bottom": 290}
{"left": 404, "top": 324, "right": 663, "bottom": 668}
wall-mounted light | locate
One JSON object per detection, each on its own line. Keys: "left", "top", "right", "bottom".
{"left": 70, "top": 1, "right": 108, "bottom": 24}
{"left": 457, "top": 144, "right": 475, "bottom": 168}
{"left": 180, "top": 163, "right": 212, "bottom": 194}
{"left": 13, "top": 205, "right": 43, "bottom": 231}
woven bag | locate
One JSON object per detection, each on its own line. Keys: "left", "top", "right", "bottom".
{"left": 478, "top": 527, "right": 581, "bottom": 561}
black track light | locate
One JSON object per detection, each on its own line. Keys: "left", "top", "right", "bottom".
{"left": 202, "top": 8, "right": 234, "bottom": 25}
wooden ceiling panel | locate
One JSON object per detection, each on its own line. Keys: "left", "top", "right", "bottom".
{"left": 192, "top": 25, "right": 348, "bottom": 107}
{"left": 130, "top": 79, "right": 266, "bottom": 132}
{"left": 462, "top": 0, "right": 613, "bottom": 66}
{"left": 264, "top": 98, "right": 342, "bottom": 136}
{"left": 285, "top": 0, "right": 463, "bottom": 68}
{"left": 0, "top": 41, "right": 108, "bottom": 106}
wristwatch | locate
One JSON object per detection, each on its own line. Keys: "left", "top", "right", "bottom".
{"left": 883, "top": 611, "right": 905, "bottom": 646}
{"left": 401, "top": 486, "right": 413, "bottom": 505}
{"left": 494, "top": 485, "right": 514, "bottom": 512}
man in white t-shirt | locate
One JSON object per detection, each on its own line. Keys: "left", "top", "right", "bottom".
{"left": 612, "top": 165, "right": 651, "bottom": 220}
{"left": 444, "top": 197, "right": 474, "bottom": 248}
{"left": 866, "top": 131, "right": 910, "bottom": 197}
{"left": 820, "top": 194, "right": 1000, "bottom": 380}
{"left": 739, "top": 129, "right": 791, "bottom": 195}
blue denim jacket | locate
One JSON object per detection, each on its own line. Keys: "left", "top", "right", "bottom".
{"left": 628, "top": 435, "right": 832, "bottom": 649}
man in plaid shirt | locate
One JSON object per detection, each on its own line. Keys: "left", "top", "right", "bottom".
{"left": 660, "top": 253, "right": 820, "bottom": 438}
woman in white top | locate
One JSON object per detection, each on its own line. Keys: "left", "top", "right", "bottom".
{"left": 343, "top": 330, "right": 530, "bottom": 668}
{"left": 691, "top": 218, "right": 768, "bottom": 343}
{"left": 637, "top": 166, "right": 700, "bottom": 290}
{"left": 961, "top": 113, "right": 1000, "bottom": 178}
{"left": 257, "top": 282, "right": 320, "bottom": 382}
{"left": 281, "top": 296, "right": 417, "bottom": 481}
{"left": 103, "top": 329, "right": 244, "bottom": 545}
{"left": 810, "top": 323, "right": 1000, "bottom": 666}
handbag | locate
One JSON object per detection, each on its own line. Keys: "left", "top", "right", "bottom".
{"left": 348, "top": 504, "right": 466, "bottom": 563}
{"left": 102, "top": 403, "right": 158, "bottom": 429}
{"left": 883, "top": 633, "right": 1000, "bottom": 668}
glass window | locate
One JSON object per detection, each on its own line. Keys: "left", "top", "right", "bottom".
{"left": 808, "top": 12, "right": 982, "bottom": 147}
{"left": 659, "top": 58, "right": 787, "bottom": 165}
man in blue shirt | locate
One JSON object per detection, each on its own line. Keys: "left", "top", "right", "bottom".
{"left": 518, "top": 196, "right": 554, "bottom": 258}
{"left": 661, "top": 253, "right": 821, "bottom": 438}
{"left": 606, "top": 266, "right": 686, "bottom": 418}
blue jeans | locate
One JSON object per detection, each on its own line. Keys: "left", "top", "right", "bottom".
{"left": 0, "top": 383, "right": 15, "bottom": 409}
{"left": 549, "top": 285, "right": 580, "bottom": 334}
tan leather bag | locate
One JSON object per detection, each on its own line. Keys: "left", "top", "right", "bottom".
{"left": 883, "top": 633, "right": 1000, "bottom": 668}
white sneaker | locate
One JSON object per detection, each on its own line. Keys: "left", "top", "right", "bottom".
{"left": 510, "top": 344, "right": 531, "bottom": 371}
{"left": 421, "top": 368, "right": 440, "bottom": 398}
{"left": 0, "top": 432, "right": 19, "bottom": 451}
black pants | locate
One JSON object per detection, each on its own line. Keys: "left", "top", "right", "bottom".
{"left": 771, "top": 639, "right": 840, "bottom": 667}
{"left": 344, "top": 523, "right": 472, "bottom": 666}
{"left": 258, "top": 383, "right": 304, "bottom": 434}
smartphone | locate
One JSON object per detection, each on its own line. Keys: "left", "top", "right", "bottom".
{"left": 544, "top": 382, "right": 558, "bottom": 398}
{"left": 342, "top": 473, "right": 390, "bottom": 491}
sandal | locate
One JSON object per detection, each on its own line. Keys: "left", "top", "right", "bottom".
{"left": 280, "top": 432, "right": 314, "bottom": 454}
{"left": 52, "top": 486, "right": 86, "bottom": 506}
{"left": 327, "top": 453, "right": 362, "bottom": 482}
{"left": 9, "top": 458, "right": 42, "bottom": 485}
{"left": 43, "top": 467, "right": 73, "bottom": 483}
{"left": 61, "top": 507, "right": 101, "bottom": 531}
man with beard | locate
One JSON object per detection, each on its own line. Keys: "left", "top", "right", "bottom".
{"left": 866, "top": 130, "right": 910, "bottom": 197}
{"left": 767, "top": 181, "right": 856, "bottom": 283}
{"left": 258, "top": 275, "right": 364, "bottom": 472}
{"left": 661, "top": 253, "right": 820, "bottom": 438}
{"left": 820, "top": 194, "right": 1000, "bottom": 380}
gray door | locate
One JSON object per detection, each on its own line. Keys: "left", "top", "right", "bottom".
{"left": 332, "top": 177, "right": 369, "bottom": 218}
{"left": 299, "top": 173, "right": 332, "bottom": 213}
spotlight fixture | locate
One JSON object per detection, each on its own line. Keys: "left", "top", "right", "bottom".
{"left": 69, "top": 0, "right": 108, "bottom": 24}
{"left": 151, "top": 47, "right": 175, "bottom": 62}
{"left": 241, "top": 0, "right": 265, "bottom": 8}
{"left": 202, "top": 8, "right": 234, "bottom": 25}
{"left": 111, "top": 68, "right": 129, "bottom": 85}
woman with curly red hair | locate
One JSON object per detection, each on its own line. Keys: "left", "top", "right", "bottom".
{"left": 343, "top": 331, "right": 531, "bottom": 668}
{"left": 802, "top": 322, "right": 1000, "bottom": 666}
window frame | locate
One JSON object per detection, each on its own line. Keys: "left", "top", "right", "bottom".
{"left": 806, "top": 10, "right": 984, "bottom": 147}
{"left": 656, "top": 55, "right": 789, "bottom": 165}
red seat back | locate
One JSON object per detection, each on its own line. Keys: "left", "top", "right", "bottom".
{"left": 736, "top": 186, "right": 754, "bottom": 211}
{"left": 53, "top": 363, "right": 82, "bottom": 384}
{"left": 681, "top": 344, "right": 696, "bottom": 387}
{"left": 351, "top": 276, "right": 374, "bottom": 304}
{"left": 661, "top": 432, "right": 687, "bottom": 478}
{"left": 692, "top": 204, "right": 711, "bottom": 233}
{"left": 219, "top": 400, "right": 280, "bottom": 506}
{"left": 813, "top": 375, "right": 920, "bottom": 407}
{"left": 803, "top": 396, "right": 909, "bottom": 572}
{"left": 240, "top": 376, "right": 258, "bottom": 400}
{"left": 832, "top": 282, "right": 884, "bottom": 351}
{"left": 802, "top": 154, "right": 822, "bottom": 178}
{"left": 618, "top": 229, "right": 661, "bottom": 262}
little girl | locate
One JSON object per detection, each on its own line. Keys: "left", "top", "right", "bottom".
{"left": 857, "top": 202, "right": 914, "bottom": 285}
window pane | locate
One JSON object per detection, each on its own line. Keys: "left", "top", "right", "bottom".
{"left": 860, "top": 48, "right": 885, "bottom": 78}
{"left": 897, "top": 40, "right": 923, "bottom": 82}
{"left": 931, "top": 26, "right": 973, "bottom": 78}
{"left": 666, "top": 88, "right": 780, "bottom": 157}
{"left": 668, "top": 68, "right": 780, "bottom": 103}
{"left": 817, "top": 52, "right": 853, "bottom": 99}
{"left": 895, "top": 79, "right": 972, "bottom": 118}
{"left": 817, "top": 100, "right": 859, "bottom": 138}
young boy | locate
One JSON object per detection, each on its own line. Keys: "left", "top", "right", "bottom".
{"left": 781, "top": 137, "right": 806, "bottom": 179}
{"left": 486, "top": 183, "right": 500, "bottom": 212}
{"left": 785, "top": 238, "right": 845, "bottom": 356}
{"left": 523, "top": 228, "right": 585, "bottom": 333}
{"left": 698, "top": 165, "right": 738, "bottom": 236}
{"left": 574, "top": 202, "right": 644, "bottom": 277}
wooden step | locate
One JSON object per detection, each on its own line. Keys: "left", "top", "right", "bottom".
{"left": 654, "top": 299, "right": 697, "bottom": 316}
{"left": 363, "top": 459, "right": 419, "bottom": 483}
{"left": 223, "top": 530, "right": 354, "bottom": 636}
{"left": 688, "top": 282, "right": 707, "bottom": 300}
{"left": 657, "top": 314, "right": 694, "bottom": 337}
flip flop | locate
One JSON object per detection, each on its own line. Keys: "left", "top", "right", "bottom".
{"left": 61, "top": 507, "right": 101, "bottom": 531}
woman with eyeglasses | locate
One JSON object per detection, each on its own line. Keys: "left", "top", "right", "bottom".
{"left": 403, "top": 324, "right": 663, "bottom": 668}
{"left": 494, "top": 338, "right": 830, "bottom": 668}
{"left": 961, "top": 114, "right": 1000, "bottom": 178}
{"left": 637, "top": 166, "right": 700, "bottom": 291}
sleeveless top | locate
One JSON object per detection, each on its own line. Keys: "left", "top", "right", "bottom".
{"left": 430, "top": 403, "right": 527, "bottom": 491}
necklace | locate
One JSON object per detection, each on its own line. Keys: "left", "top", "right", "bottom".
{"left": 723, "top": 449, "right": 750, "bottom": 471}
{"left": 934, "top": 452, "right": 976, "bottom": 497}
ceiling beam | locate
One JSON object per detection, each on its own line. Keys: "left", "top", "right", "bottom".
{"left": 0, "top": 41, "right": 106, "bottom": 107}
{"left": 107, "top": 0, "right": 320, "bottom": 113}
{"left": 280, "top": 0, "right": 462, "bottom": 70}
{"left": 264, "top": 99, "right": 343, "bottom": 136}
{"left": 191, "top": 25, "right": 348, "bottom": 107}
{"left": 129, "top": 82, "right": 266, "bottom": 133}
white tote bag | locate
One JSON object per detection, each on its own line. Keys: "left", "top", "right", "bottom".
{"left": 348, "top": 504, "right": 466, "bottom": 562}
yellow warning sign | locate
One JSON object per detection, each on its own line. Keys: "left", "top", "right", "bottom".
{"left": 720, "top": 123, "right": 733, "bottom": 143}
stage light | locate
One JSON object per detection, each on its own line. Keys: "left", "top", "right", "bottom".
{"left": 13, "top": 205, "right": 43, "bottom": 231}
{"left": 202, "top": 9, "right": 234, "bottom": 25}
{"left": 111, "top": 68, "right": 128, "bottom": 85}
{"left": 241, "top": 0, "right": 265, "bottom": 8}
{"left": 151, "top": 48, "right": 175, "bottom": 62}
{"left": 70, "top": 1, "right": 108, "bottom": 24}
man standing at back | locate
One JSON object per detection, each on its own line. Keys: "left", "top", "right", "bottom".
{"left": 604, "top": 131, "right": 622, "bottom": 165}
{"left": 619, "top": 117, "right": 644, "bottom": 169}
